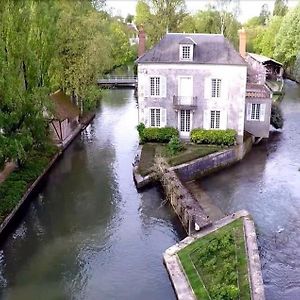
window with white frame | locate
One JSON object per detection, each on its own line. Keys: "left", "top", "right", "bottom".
{"left": 180, "top": 45, "right": 193, "bottom": 61}
{"left": 150, "top": 77, "right": 160, "bottom": 96}
{"left": 150, "top": 108, "right": 161, "bottom": 127}
{"left": 250, "top": 103, "right": 261, "bottom": 120}
{"left": 211, "top": 79, "right": 221, "bottom": 98}
{"left": 210, "top": 110, "right": 220, "bottom": 129}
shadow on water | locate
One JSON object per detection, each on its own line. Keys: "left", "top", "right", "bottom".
{"left": 0, "top": 89, "right": 185, "bottom": 300}
{"left": 197, "top": 80, "right": 300, "bottom": 300}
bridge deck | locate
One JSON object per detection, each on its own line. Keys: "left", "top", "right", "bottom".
{"left": 97, "top": 76, "right": 137, "bottom": 87}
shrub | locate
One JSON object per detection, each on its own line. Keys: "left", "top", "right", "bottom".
{"left": 139, "top": 126, "right": 179, "bottom": 143}
{"left": 0, "top": 146, "right": 58, "bottom": 221}
{"left": 271, "top": 102, "right": 284, "bottom": 129}
{"left": 190, "top": 129, "right": 237, "bottom": 146}
{"left": 167, "top": 136, "right": 184, "bottom": 155}
{"left": 136, "top": 123, "right": 145, "bottom": 141}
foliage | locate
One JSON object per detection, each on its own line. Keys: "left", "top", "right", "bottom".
{"left": 271, "top": 102, "right": 284, "bottom": 129}
{"left": 258, "top": 4, "right": 270, "bottom": 25}
{"left": 178, "top": 3, "right": 241, "bottom": 48}
{"left": 273, "top": 0, "right": 288, "bottom": 17}
{"left": 135, "top": 0, "right": 187, "bottom": 46}
{"left": 137, "top": 124, "right": 179, "bottom": 143}
{"left": 190, "top": 129, "right": 236, "bottom": 146}
{"left": 0, "top": 146, "right": 57, "bottom": 221}
{"left": 178, "top": 219, "right": 250, "bottom": 300}
{"left": 274, "top": 5, "right": 300, "bottom": 67}
{"left": 254, "top": 16, "right": 283, "bottom": 57}
{"left": 0, "top": 0, "right": 135, "bottom": 164}
{"left": 167, "top": 136, "right": 184, "bottom": 155}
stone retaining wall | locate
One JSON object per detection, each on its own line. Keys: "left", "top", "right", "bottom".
{"left": 171, "top": 137, "right": 253, "bottom": 182}
{"left": 157, "top": 160, "right": 211, "bottom": 235}
{"left": 164, "top": 210, "right": 265, "bottom": 300}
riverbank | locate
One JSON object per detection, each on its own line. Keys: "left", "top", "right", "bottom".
{"left": 0, "top": 113, "right": 95, "bottom": 240}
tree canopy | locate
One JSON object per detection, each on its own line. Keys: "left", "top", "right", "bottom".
{"left": 0, "top": 0, "right": 135, "bottom": 165}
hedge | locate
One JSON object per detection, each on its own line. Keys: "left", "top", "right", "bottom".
{"left": 137, "top": 123, "right": 179, "bottom": 143}
{"left": 190, "top": 129, "right": 237, "bottom": 146}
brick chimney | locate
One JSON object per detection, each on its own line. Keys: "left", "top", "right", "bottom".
{"left": 238, "top": 27, "right": 247, "bottom": 58}
{"left": 138, "top": 25, "right": 146, "bottom": 57}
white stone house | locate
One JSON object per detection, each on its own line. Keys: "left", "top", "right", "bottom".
{"left": 136, "top": 31, "right": 272, "bottom": 144}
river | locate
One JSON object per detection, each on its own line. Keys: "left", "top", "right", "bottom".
{"left": 0, "top": 81, "right": 299, "bottom": 299}
{"left": 198, "top": 80, "right": 300, "bottom": 300}
{"left": 0, "top": 89, "right": 186, "bottom": 300}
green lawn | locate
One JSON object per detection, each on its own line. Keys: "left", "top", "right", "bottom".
{"left": 178, "top": 219, "right": 251, "bottom": 300}
{"left": 138, "top": 143, "right": 156, "bottom": 177}
{"left": 162, "top": 144, "right": 221, "bottom": 167}
{"left": 138, "top": 143, "right": 222, "bottom": 176}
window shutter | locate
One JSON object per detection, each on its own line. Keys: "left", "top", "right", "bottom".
{"left": 204, "top": 77, "right": 211, "bottom": 99}
{"left": 246, "top": 103, "right": 252, "bottom": 121}
{"left": 203, "top": 109, "right": 210, "bottom": 129}
{"left": 160, "top": 76, "right": 167, "bottom": 97}
{"left": 144, "top": 77, "right": 150, "bottom": 97}
{"left": 220, "top": 110, "right": 228, "bottom": 130}
{"left": 144, "top": 108, "right": 149, "bottom": 126}
{"left": 160, "top": 108, "right": 167, "bottom": 127}
{"left": 260, "top": 104, "right": 266, "bottom": 122}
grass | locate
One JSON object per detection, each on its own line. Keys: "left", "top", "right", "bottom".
{"left": 161, "top": 144, "right": 221, "bottom": 167}
{"left": 178, "top": 219, "right": 251, "bottom": 300}
{"left": 137, "top": 143, "right": 222, "bottom": 176}
{"left": 138, "top": 143, "right": 156, "bottom": 177}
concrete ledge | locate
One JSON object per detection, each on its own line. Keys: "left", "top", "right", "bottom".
{"left": 132, "top": 145, "right": 157, "bottom": 189}
{"left": 163, "top": 210, "right": 265, "bottom": 300}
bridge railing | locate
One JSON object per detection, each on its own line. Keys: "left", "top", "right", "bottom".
{"left": 98, "top": 75, "right": 138, "bottom": 83}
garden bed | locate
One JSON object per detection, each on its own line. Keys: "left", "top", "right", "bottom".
{"left": 137, "top": 143, "right": 222, "bottom": 176}
{"left": 178, "top": 218, "right": 250, "bottom": 300}
{"left": 157, "top": 144, "right": 221, "bottom": 167}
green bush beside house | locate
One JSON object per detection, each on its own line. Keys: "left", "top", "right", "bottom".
{"left": 137, "top": 123, "right": 179, "bottom": 143}
{"left": 191, "top": 129, "right": 237, "bottom": 146}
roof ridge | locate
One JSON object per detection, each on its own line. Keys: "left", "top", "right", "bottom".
{"left": 167, "top": 32, "right": 224, "bottom": 36}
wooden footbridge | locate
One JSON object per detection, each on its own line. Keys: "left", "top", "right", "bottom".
{"left": 97, "top": 75, "right": 137, "bottom": 88}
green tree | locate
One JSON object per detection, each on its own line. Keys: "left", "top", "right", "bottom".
{"left": 135, "top": 0, "right": 187, "bottom": 45}
{"left": 274, "top": 5, "right": 300, "bottom": 66}
{"left": 254, "top": 16, "right": 283, "bottom": 57}
{"left": 273, "top": 0, "right": 288, "bottom": 16}
{"left": 258, "top": 4, "right": 270, "bottom": 25}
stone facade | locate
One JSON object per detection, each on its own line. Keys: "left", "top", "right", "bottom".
{"left": 138, "top": 63, "right": 247, "bottom": 144}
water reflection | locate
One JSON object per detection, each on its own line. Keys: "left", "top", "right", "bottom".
{"left": 0, "top": 89, "right": 184, "bottom": 300}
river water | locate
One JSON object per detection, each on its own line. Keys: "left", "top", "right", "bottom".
{"left": 198, "top": 80, "right": 300, "bottom": 299}
{"left": 0, "top": 89, "right": 186, "bottom": 300}
{"left": 0, "top": 81, "right": 299, "bottom": 299}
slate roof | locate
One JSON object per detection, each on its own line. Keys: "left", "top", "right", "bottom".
{"left": 248, "top": 53, "right": 283, "bottom": 66}
{"left": 137, "top": 33, "right": 246, "bottom": 65}
{"left": 49, "top": 90, "right": 80, "bottom": 121}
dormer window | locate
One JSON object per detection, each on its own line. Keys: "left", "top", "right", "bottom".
{"left": 180, "top": 44, "right": 193, "bottom": 61}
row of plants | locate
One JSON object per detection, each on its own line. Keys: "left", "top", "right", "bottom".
{"left": 137, "top": 123, "right": 237, "bottom": 147}
{"left": 0, "top": 144, "right": 57, "bottom": 222}
{"left": 191, "top": 129, "right": 237, "bottom": 146}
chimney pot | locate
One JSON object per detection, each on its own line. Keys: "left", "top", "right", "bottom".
{"left": 138, "top": 25, "right": 146, "bottom": 57}
{"left": 238, "top": 27, "right": 247, "bottom": 58}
